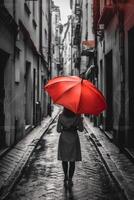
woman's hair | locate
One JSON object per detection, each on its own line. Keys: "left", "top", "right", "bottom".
{"left": 63, "top": 107, "right": 76, "bottom": 117}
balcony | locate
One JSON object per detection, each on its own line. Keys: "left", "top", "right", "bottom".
{"left": 98, "top": 5, "right": 115, "bottom": 28}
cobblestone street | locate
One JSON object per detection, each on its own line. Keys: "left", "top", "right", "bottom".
{"left": 7, "top": 118, "right": 124, "bottom": 200}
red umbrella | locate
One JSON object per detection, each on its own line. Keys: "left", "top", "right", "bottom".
{"left": 44, "top": 76, "right": 107, "bottom": 115}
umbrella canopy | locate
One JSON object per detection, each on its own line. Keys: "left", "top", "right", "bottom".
{"left": 44, "top": 76, "right": 107, "bottom": 115}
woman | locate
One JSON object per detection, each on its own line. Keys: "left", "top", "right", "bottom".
{"left": 57, "top": 107, "right": 84, "bottom": 186}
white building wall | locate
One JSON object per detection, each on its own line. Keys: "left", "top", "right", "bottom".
{"left": 81, "top": 0, "right": 94, "bottom": 73}
{"left": 0, "top": 0, "right": 50, "bottom": 147}
{"left": 41, "top": 0, "right": 49, "bottom": 117}
{"left": 51, "top": 4, "right": 61, "bottom": 78}
{"left": 62, "top": 17, "right": 72, "bottom": 75}
{"left": 0, "top": 2, "right": 16, "bottom": 146}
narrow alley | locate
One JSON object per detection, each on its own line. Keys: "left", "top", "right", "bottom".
{"left": 6, "top": 117, "right": 124, "bottom": 200}
{"left": 1, "top": 0, "right": 134, "bottom": 199}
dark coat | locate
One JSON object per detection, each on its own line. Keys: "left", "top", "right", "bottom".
{"left": 57, "top": 113, "right": 84, "bottom": 161}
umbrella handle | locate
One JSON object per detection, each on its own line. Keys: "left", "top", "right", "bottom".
{"left": 85, "top": 65, "right": 95, "bottom": 79}
{"left": 79, "top": 65, "right": 95, "bottom": 80}
{"left": 81, "top": 78, "right": 84, "bottom": 83}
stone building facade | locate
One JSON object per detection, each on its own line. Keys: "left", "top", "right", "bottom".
{"left": 0, "top": 0, "right": 51, "bottom": 149}
{"left": 62, "top": 16, "right": 73, "bottom": 75}
{"left": 93, "top": 0, "right": 134, "bottom": 147}
{"left": 51, "top": 1, "right": 63, "bottom": 78}
{"left": 80, "top": 0, "right": 95, "bottom": 75}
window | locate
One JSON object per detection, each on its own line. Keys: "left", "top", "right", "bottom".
{"left": 24, "top": 0, "right": 31, "bottom": 15}
{"left": 25, "top": 0, "right": 31, "bottom": 8}
{"left": 55, "top": 29, "right": 58, "bottom": 41}
{"left": 45, "top": 29, "right": 48, "bottom": 43}
{"left": 32, "top": 0, "right": 37, "bottom": 28}
{"left": 53, "top": 46, "right": 55, "bottom": 54}
{"left": 33, "top": 1, "right": 35, "bottom": 17}
{"left": 55, "top": 15, "right": 58, "bottom": 24}
{"left": 15, "top": 47, "right": 21, "bottom": 83}
{"left": 68, "top": 32, "right": 70, "bottom": 41}
{"left": 25, "top": 0, "right": 30, "bottom": 7}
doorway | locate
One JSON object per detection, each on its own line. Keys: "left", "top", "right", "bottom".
{"left": 25, "top": 61, "right": 31, "bottom": 125}
{"left": 0, "top": 49, "right": 9, "bottom": 148}
{"left": 33, "top": 68, "right": 36, "bottom": 125}
{"left": 128, "top": 27, "right": 134, "bottom": 145}
{"left": 105, "top": 50, "right": 113, "bottom": 131}
{"left": 99, "top": 60, "right": 104, "bottom": 126}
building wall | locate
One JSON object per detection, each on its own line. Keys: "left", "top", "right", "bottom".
{"left": 0, "top": 2, "right": 17, "bottom": 147}
{"left": 0, "top": 0, "right": 50, "bottom": 147}
{"left": 96, "top": 1, "right": 121, "bottom": 136}
{"left": 94, "top": 0, "right": 134, "bottom": 147}
{"left": 16, "top": 1, "right": 39, "bottom": 51}
{"left": 14, "top": 0, "right": 40, "bottom": 142}
{"left": 81, "top": 0, "right": 88, "bottom": 73}
{"left": 62, "top": 17, "right": 72, "bottom": 75}
{"left": 42, "top": 0, "right": 49, "bottom": 62}
{"left": 123, "top": 0, "right": 134, "bottom": 146}
{"left": 70, "top": 0, "right": 82, "bottom": 75}
{"left": 80, "top": 0, "right": 94, "bottom": 74}
{"left": 97, "top": 15, "right": 121, "bottom": 132}
{"left": 40, "top": 0, "right": 49, "bottom": 118}
{"left": 51, "top": 2, "right": 61, "bottom": 78}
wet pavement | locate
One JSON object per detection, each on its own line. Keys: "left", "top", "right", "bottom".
{"left": 6, "top": 119, "right": 125, "bottom": 200}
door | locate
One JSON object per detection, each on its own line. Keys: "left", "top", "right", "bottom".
{"left": 0, "top": 49, "right": 9, "bottom": 148}
{"left": 105, "top": 51, "right": 113, "bottom": 131}
{"left": 33, "top": 68, "right": 36, "bottom": 125}
{"left": 128, "top": 27, "right": 134, "bottom": 146}
{"left": 99, "top": 60, "right": 104, "bottom": 125}
{"left": 25, "top": 61, "right": 31, "bottom": 125}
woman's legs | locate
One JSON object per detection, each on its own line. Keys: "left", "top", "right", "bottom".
{"left": 62, "top": 161, "right": 75, "bottom": 186}
{"left": 62, "top": 161, "right": 68, "bottom": 180}
{"left": 69, "top": 161, "right": 75, "bottom": 179}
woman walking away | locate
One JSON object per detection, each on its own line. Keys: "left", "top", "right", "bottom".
{"left": 57, "top": 107, "right": 84, "bottom": 187}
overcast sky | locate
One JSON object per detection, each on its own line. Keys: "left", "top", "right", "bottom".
{"left": 53, "top": 0, "right": 72, "bottom": 24}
